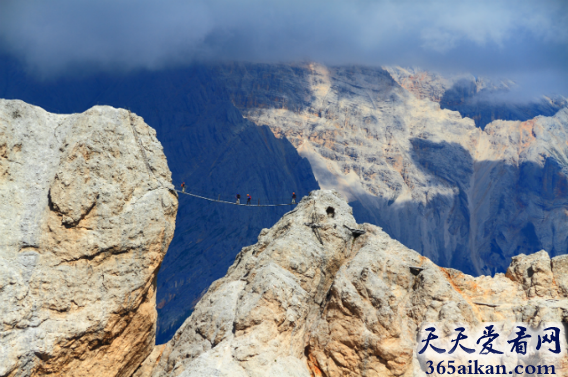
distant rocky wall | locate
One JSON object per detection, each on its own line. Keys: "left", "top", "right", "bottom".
{"left": 215, "top": 62, "right": 568, "bottom": 276}
{"left": 0, "top": 100, "right": 177, "bottom": 377}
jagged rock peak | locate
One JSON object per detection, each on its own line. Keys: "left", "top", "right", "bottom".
{"left": 149, "top": 189, "right": 568, "bottom": 377}
{"left": 0, "top": 99, "right": 178, "bottom": 377}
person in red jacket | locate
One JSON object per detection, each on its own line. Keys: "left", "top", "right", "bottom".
{"left": 181, "top": 182, "right": 186, "bottom": 193}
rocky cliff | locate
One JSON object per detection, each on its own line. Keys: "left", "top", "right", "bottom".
{"left": 0, "top": 100, "right": 177, "bottom": 376}
{"left": 215, "top": 62, "right": 568, "bottom": 276}
{"left": 0, "top": 61, "right": 320, "bottom": 343}
{"left": 149, "top": 190, "right": 567, "bottom": 377}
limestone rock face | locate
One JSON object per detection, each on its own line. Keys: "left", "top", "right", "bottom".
{"left": 216, "top": 62, "right": 568, "bottom": 277}
{"left": 383, "top": 66, "right": 452, "bottom": 103}
{"left": 149, "top": 190, "right": 567, "bottom": 377}
{"left": 0, "top": 100, "right": 177, "bottom": 377}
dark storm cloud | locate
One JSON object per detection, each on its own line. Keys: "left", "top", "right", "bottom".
{"left": 0, "top": 0, "right": 567, "bottom": 97}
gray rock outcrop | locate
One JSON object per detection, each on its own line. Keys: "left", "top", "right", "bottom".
{"left": 149, "top": 190, "right": 568, "bottom": 377}
{"left": 0, "top": 99, "right": 177, "bottom": 376}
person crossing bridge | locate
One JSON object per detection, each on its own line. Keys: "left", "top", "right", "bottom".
{"left": 174, "top": 187, "right": 299, "bottom": 207}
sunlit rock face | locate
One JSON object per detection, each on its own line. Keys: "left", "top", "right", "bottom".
{"left": 149, "top": 190, "right": 568, "bottom": 377}
{"left": 215, "top": 62, "right": 568, "bottom": 276}
{"left": 0, "top": 100, "right": 177, "bottom": 377}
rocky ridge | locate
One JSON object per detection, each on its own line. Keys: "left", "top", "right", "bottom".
{"left": 0, "top": 100, "right": 177, "bottom": 376}
{"left": 149, "top": 190, "right": 568, "bottom": 377}
{"left": 216, "top": 62, "right": 568, "bottom": 276}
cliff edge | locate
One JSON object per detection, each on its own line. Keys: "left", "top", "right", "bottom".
{"left": 0, "top": 100, "right": 178, "bottom": 377}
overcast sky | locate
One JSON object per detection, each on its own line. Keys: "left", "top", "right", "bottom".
{"left": 0, "top": 0, "right": 566, "bottom": 98}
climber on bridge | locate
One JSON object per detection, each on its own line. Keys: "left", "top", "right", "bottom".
{"left": 291, "top": 192, "right": 296, "bottom": 204}
{"left": 176, "top": 189, "right": 294, "bottom": 207}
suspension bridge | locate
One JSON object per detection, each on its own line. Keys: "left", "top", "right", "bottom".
{"left": 175, "top": 190, "right": 297, "bottom": 207}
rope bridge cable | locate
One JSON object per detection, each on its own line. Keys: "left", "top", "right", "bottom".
{"left": 176, "top": 190, "right": 296, "bottom": 207}
{"left": 175, "top": 186, "right": 296, "bottom": 203}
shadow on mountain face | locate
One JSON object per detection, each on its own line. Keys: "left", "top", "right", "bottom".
{"left": 0, "top": 57, "right": 320, "bottom": 344}
{"left": 212, "top": 62, "right": 315, "bottom": 113}
{"left": 351, "top": 138, "right": 568, "bottom": 276}
{"left": 410, "top": 138, "right": 474, "bottom": 189}
{"left": 440, "top": 79, "right": 566, "bottom": 130}
{"left": 215, "top": 62, "right": 402, "bottom": 119}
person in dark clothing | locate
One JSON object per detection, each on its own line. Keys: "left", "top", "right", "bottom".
{"left": 291, "top": 192, "right": 296, "bottom": 204}
{"left": 181, "top": 182, "right": 186, "bottom": 193}
{"left": 236, "top": 193, "right": 241, "bottom": 204}
{"left": 247, "top": 194, "right": 251, "bottom": 205}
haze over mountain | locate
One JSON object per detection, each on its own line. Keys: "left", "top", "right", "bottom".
{"left": 386, "top": 66, "right": 568, "bottom": 129}
{"left": 1, "top": 0, "right": 566, "bottom": 99}
{"left": 1, "top": 0, "right": 567, "bottom": 345}
{"left": 2, "top": 51, "right": 568, "bottom": 342}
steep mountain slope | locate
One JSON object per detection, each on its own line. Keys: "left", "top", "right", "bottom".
{"left": 383, "top": 66, "right": 452, "bottom": 103}
{"left": 384, "top": 66, "right": 567, "bottom": 129}
{"left": 143, "top": 71, "right": 319, "bottom": 343}
{"left": 148, "top": 190, "right": 568, "bottom": 377}
{"left": 0, "top": 59, "right": 319, "bottom": 343}
{"left": 216, "top": 62, "right": 568, "bottom": 276}
{"left": 0, "top": 100, "right": 177, "bottom": 376}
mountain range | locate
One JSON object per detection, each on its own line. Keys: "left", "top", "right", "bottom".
{"left": 1, "top": 56, "right": 567, "bottom": 343}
